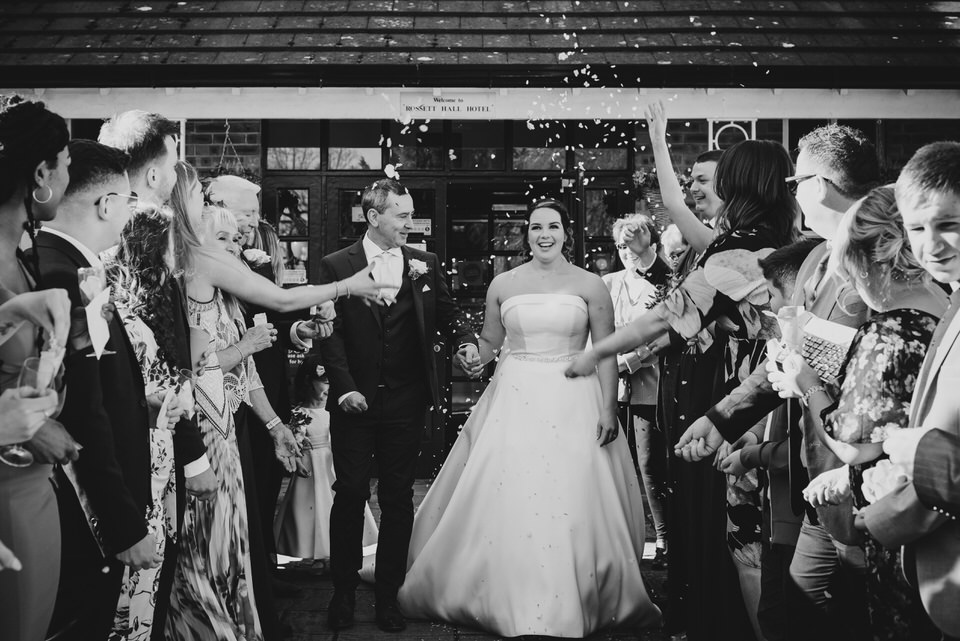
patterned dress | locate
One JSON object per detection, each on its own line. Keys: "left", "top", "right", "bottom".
{"left": 654, "top": 227, "right": 783, "bottom": 639}
{"left": 165, "top": 292, "right": 262, "bottom": 641}
{"left": 824, "top": 309, "right": 940, "bottom": 641}
{"left": 110, "top": 307, "right": 179, "bottom": 641}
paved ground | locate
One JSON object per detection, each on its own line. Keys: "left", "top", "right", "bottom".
{"left": 273, "top": 480, "right": 674, "bottom": 641}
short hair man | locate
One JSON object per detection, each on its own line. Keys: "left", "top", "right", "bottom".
{"left": 34, "top": 140, "right": 158, "bottom": 640}
{"left": 861, "top": 141, "right": 960, "bottom": 639}
{"left": 98, "top": 110, "right": 179, "bottom": 206}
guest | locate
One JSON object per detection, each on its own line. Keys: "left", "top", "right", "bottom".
{"left": 106, "top": 206, "right": 193, "bottom": 641}
{"left": 719, "top": 238, "right": 820, "bottom": 641}
{"left": 568, "top": 139, "right": 801, "bottom": 641}
{"left": 676, "top": 124, "right": 881, "bottom": 641}
{"left": 273, "top": 355, "right": 378, "bottom": 565}
{"left": 860, "top": 141, "right": 960, "bottom": 640}
{"left": 98, "top": 110, "right": 179, "bottom": 207}
{"left": 319, "top": 178, "right": 479, "bottom": 633}
{"left": 603, "top": 213, "right": 671, "bottom": 566}
{"left": 0, "top": 97, "right": 75, "bottom": 641}
{"left": 33, "top": 139, "right": 157, "bottom": 641}
{"left": 770, "top": 184, "right": 948, "bottom": 641}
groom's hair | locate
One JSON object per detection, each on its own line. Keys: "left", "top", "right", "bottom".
{"left": 362, "top": 178, "right": 409, "bottom": 223}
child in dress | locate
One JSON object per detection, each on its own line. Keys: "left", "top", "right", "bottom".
{"left": 274, "top": 356, "right": 378, "bottom": 571}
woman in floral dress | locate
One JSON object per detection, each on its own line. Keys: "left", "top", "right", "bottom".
{"left": 770, "top": 185, "right": 949, "bottom": 640}
{"left": 569, "top": 139, "right": 800, "bottom": 641}
{"left": 106, "top": 206, "right": 190, "bottom": 641}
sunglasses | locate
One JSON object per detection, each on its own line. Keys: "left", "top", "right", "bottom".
{"left": 95, "top": 191, "right": 140, "bottom": 212}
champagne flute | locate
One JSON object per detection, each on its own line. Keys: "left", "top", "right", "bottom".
{"left": 78, "top": 265, "right": 116, "bottom": 357}
{"left": 0, "top": 356, "right": 64, "bottom": 467}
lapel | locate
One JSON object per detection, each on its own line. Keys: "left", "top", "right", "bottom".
{"left": 403, "top": 246, "right": 426, "bottom": 335}
{"left": 913, "top": 288, "right": 960, "bottom": 422}
{"left": 346, "top": 240, "right": 381, "bottom": 330}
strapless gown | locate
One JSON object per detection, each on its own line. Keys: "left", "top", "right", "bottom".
{"left": 398, "top": 294, "right": 661, "bottom": 638}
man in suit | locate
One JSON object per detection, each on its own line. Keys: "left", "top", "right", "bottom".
{"left": 99, "top": 110, "right": 216, "bottom": 640}
{"left": 319, "top": 178, "right": 479, "bottom": 632}
{"left": 861, "top": 141, "right": 960, "bottom": 639}
{"left": 35, "top": 140, "right": 157, "bottom": 640}
{"left": 676, "top": 125, "right": 880, "bottom": 640}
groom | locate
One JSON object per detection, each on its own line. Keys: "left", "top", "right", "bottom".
{"left": 318, "top": 178, "right": 479, "bottom": 632}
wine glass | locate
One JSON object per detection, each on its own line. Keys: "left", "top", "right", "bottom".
{"left": 0, "top": 356, "right": 65, "bottom": 467}
{"left": 78, "top": 265, "right": 116, "bottom": 357}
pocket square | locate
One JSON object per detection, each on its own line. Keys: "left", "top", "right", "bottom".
{"left": 422, "top": 284, "right": 431, "bottom": 292}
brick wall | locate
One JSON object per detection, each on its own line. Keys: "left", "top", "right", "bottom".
{"left": 184, "top": 119, "right": 261, "bottom": 182}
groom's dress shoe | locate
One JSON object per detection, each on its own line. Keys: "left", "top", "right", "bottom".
{"left": 327, "top": 591, "right": 355, "bottom": 630}
{"left": 375, "top": 601, "right": 407, "bottom": 632}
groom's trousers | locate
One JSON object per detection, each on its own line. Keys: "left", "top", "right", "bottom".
{"left": 329, "top": 381, "right": 427, "bottom": 601}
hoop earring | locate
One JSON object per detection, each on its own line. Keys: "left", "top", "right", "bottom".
{"left": 32, "top": 185, "right": 53, "bottom": 204}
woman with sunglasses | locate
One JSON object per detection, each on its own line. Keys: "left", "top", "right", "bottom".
{"left": 568, "top": 139, "right": 800, "bottom": 641}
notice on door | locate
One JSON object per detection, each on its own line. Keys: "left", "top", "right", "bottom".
{"left": 411, "top": 218, "right": 432, "bottom": 235}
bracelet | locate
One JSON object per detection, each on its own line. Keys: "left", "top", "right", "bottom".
{"left": 230, "top": 343, "right": 245, "bottom": 361}
{"left": 265, "top": 417, "right": 282, "bottom": 431}
{"left": 800, "top": 384, "right": 828, "bottom": 407}
{"left": 333, "top": 280, "right": 352, "bottom": 302}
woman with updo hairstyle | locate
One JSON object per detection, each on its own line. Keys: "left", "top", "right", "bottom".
{"left": 769, "top": 184, "right": 949, "bottom": 641}
{"left": 521, "top": 198, "right": 576, "bottom": 260}
{"left": 0, "top": 95, "right": 74, "bottom": 641}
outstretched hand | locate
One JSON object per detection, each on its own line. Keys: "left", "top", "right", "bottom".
{"left": 674, "top": 415, "right": 724, "bottom": 462}
{"left": 565, "top": 351, "right": 599, "bottom": 378}
{"left": 342, "top": 264, "right": 389, "bottom": 304}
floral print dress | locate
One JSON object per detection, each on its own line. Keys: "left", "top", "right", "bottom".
{"left": 110, "top": 306, "right": 180, "bottom": 641}
{"left": 823, "top": 308, "right": 940, "bottom": 640}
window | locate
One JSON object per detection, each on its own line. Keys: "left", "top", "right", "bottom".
{"left": 512, "top": 120, "right": 566, "bottom": 171}
{"left": 265, "top": 120, "right": 322, "bottom": 170}
{"left": 388, "top": 120, "right": 444, "bottom": 171}
{"left": 449, "top": 121, "right": 505, "bottom": 170}
{"left": 328, "top": 120, "right": 382, "bottom": 170}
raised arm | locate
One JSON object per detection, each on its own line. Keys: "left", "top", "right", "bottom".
{"left": 565, "top": 306, "right": 671, "bottom": 378}
{"left": 645, "top": 101, "right": 713, "bottom": 253}
{"left": 200, "top": 248, "right": 382, "bottom": 313}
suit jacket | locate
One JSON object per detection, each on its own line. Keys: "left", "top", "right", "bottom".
{"left": 318, "top": 240, "right": 476, "bottom": 413}
{"left": 862, "top": 289, "right": 960, "bottom": 636}
{"left": 704, "top": 241, "right": 870, "bottom": 542}
{"left": 31, "top": 232, "right": 151, "bottom": 555}
{"left": 913, "top": 428, "right": 960, "bottom": 517}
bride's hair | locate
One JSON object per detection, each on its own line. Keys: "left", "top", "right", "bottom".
{"left": 524, "top": 198, "right": 575, "bottom": 261}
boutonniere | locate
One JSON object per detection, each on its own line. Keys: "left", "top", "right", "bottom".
{"left": 242, "top": 248, "right": 271, "bottom": 266}
{"left": 408, "top": 258, "right": 429, "bottom": 280}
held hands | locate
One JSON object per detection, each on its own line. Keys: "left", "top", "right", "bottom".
{"left": 238, "top": 323, "right": 277, "bottom": 356}
{"left": 596, "top": 409, "right": 619, "bottom": 447}
{"left": 564, "top": 350, "right": 600, "bottom": 378}
{"left": 644, "top": 100, "right": 669, "bottom": 143}
{"left": 803, "top": 466, "right": 852, "bottom": 508}
{"left": 0, "top": 289, "right": 72, "bottom": 347}
{"left": 456, "top": 344, "right": 483, "bottom": 378}
{"left": 674, "top": 415, "right": 724, "bottom": 462}
{"left": 0, "top": 387, "right": 59, "bottom": 445}
{"left": 296, "top": 319, "right": 334, "bottom": 342}
{"left": 115, "top": 532, "right": 161, "bottom": 571}
{"left": 340, "top": 392, "right": 368, "bottom": 414}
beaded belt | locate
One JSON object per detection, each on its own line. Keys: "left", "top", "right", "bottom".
{"left": 509, "top": 353, "right": 579, "bottom": 362}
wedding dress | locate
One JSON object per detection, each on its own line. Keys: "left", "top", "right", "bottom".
{"left": 398, "top": 293, "right": 661, "bottom": 637}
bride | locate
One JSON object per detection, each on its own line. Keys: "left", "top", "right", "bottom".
{"left": 397, "top": 199, "right": 661, "bottom": 638}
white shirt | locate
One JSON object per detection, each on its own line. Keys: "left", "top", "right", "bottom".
{"left": 362, "top": 233, "right": 403, "bottom": 303}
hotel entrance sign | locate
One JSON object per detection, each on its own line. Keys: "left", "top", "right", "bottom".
{"left": 399, "top": 93, "right": 496, "bottom": 118}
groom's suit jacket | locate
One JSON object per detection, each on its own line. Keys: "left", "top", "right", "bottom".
{"left": 31, "top": 232, "right": 151, "bottom": 555}
{"left": 863, "top": 289, "right": 960, "bottom": 637}
{"left": 318, "top": 240, "right": 476, "bottom": 414}
{"left": 913, "top": 428, "right": 960, "bottom": 516}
